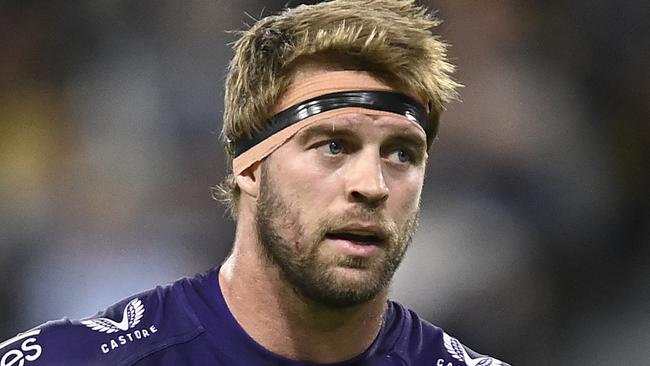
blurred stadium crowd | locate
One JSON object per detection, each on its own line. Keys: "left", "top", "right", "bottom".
{"left": 1, "top": 1, "right": 648, "bottom": 364}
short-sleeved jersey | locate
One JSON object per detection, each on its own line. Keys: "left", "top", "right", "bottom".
{"left": 0, "top": 268, "right": 509, "bottom": 366}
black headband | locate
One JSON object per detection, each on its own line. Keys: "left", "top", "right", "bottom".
{"left": 231, "top": 90, "right": 429, "bottom": 157}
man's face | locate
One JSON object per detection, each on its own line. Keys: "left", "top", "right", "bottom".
{"left": 255, "top": 110, "right": 427, "bottom": 308}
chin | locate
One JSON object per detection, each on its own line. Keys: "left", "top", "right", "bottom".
{"left": 328, "top": 265, "right": 388, "bottom": 292}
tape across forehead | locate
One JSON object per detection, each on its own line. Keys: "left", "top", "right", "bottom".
{"left": 231, "top": 71, "right": 429, "bottom": 176}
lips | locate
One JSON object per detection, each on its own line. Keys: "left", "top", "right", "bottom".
{"left": 324, "top": 226, "right": 387, "bottom": 246}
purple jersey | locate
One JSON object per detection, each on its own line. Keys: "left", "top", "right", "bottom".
{"left": 1, "top": 268, "right": 509, "bottom": 365}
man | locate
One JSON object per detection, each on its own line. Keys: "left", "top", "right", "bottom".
{"left": 1, "top": 1, "right": 509, "bottom": 365}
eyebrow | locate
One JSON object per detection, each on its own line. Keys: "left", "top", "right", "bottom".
{"left": 387, "top": 134, "right": 427, "bottom": 154}
{"left": 296, "top": 124, "right": 357, "bottom": 144}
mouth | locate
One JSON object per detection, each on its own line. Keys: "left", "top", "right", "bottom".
{"left": 324, "top": 226, "right": 387, "bottom": 247}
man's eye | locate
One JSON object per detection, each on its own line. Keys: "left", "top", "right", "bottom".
{"left": 317, "top": 141, "right": 343, "bottom": 155}
{"left": 388, "top": 149, "right": 412, "bottom": 164}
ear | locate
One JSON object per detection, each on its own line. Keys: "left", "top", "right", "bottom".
{"left": 235, "top": 162, "right": 262, "bottom": 199}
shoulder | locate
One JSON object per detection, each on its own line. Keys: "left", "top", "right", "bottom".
{"left": 387, "top": 301, "right": 511, "bottom": 366}
{"left": 0, "top": 274, "right": 206, "bottom": 366}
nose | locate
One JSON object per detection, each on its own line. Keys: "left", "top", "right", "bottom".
{"left": 345, "top": 152, "right": 389, "bottom": 206}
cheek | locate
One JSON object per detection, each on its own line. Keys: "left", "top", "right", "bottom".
{"left": 388, "top": 170, "right": 424, "bottom": 214}
{"left": 274, "top": 155, "right": 340, "bottom": 205}
{"left": 267, "top": 154, "right": 340, "bottom": 233}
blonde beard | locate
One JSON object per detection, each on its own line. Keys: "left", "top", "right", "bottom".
{"left": 255, "top": 162, "right": 418, "bottom": 308}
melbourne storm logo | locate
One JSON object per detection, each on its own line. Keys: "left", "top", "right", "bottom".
{"left": 442, "top": 333, "right": 503, "bottom": 366}
{"left": 82, "top": 298, "right": 145, "bottom": 333}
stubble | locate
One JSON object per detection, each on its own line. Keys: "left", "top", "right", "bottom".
{"left": 255, "top": 163, "right": 419, "bottom": 308}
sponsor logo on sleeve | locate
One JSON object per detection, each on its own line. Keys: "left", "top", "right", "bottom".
{"left": 0, "top": 330, "right": 43, "bottom": 366}
{"left": 438, "top": 333, "right": 503, "bottom": 366}
{"left": 81, "top": 298, "right": 159, "bottom": 355}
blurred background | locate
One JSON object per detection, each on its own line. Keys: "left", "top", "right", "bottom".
{"left": 0, "top": 0, "right": 648, "bottom": 364}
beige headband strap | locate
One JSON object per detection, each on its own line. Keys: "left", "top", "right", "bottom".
{"left": 272, "top": 71, "right": 394, "bottom": 113}
{"left": 232, "top": 71, "right": 424, "bottom": 176}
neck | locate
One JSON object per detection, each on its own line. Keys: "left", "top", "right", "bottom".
{"left": 219, "top": 213, "right": 387, "bottom": 363}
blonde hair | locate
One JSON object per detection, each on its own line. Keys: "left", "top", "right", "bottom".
{"left": 214, "top": 0, "right": 460, "bottom": 218}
